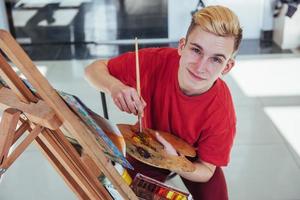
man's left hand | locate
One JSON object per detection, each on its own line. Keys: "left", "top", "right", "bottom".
{"left": 155, "top": 132, "right": 178, "bottom": 156}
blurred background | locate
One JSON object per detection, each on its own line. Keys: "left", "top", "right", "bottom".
{"left": 0, "top": 0, "right": 300, "bottom": 199}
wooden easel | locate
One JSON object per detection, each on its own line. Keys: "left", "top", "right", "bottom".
{"left": 0, "top": 29, "right": 138, "bottom": 200}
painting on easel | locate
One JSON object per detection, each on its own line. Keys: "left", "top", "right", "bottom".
{"left": 0, "top": 76, "right": 132, "bottom": 169}
{"left": 60, "top": 91, "right": 132, "bottom": 169}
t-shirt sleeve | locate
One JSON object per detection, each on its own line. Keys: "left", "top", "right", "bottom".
{"left": 197, "top": 113, "right": 236, "bottom": 167}
{"left": 107, "top": 48, "right": 161, "bottom": 88}
{"left": 107, "top": 51, "right": 136, "bottom": 87}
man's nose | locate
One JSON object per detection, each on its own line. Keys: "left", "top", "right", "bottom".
{"left": 194, "top": 56, "right": 207, "bottom": 73}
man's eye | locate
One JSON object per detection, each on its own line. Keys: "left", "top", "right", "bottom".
{"left": 191, "top": 48, "right": 200, "bottom": 54}
{"left": 212, "top": 57, "right": 222, "bottom": 64}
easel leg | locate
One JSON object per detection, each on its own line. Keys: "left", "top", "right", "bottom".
{"left": 1, "top": 125, "right": 42, "bottom": 170}
{"left": 0, "top": 108, "right": 21, "bottom": 177}
{"left": 36, "top": 128, "right": 112, "bottom": 200}
{"left": 35, "top": 136, "right": 90, "bottom": 200}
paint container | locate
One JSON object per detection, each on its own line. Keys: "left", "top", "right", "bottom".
{"left": 114, "top": 163, "right": 132, "bottom": 185}
{"left": 131, "top": 173, "right": 193, "bottom": 200}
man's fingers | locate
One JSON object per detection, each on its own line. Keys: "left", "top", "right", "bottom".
{"left": 155, "top": 132, "right": 169, "bottom": 146}
{"left": 124, "top": 92, "right": 138, "bottom": 115}
{"left": 141, "top": 97, "right": 147, "bottom": 107}
{"left": 114, "top": 98, "right": 123, "bottom": 111}
{"left": 131, "top": 91, "right": 145, "bottom": 115}
{"left": 111, "top": 85, "right": 145, "bottom": 115}
{"left": 155, "top": 132, "right": 177, "bottom": 156}
{"left": 117, "top": 96, "right": 131, "bottom": 113}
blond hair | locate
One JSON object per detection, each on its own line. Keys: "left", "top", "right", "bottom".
{"left": 186, "top": 5, "right": 243, "bottom": 54}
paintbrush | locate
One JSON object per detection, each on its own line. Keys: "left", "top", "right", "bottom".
{"left": 135, "top": 37, "right": 142, "bottom": 133}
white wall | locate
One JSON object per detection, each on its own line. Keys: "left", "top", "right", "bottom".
{"left": 273, "top": 4, "right": 300, "bottom": 49}
{"left": 168, "top": 0, "right": 197, "bottom": 40}
{"left": 168, "top": 0, "right": 270, "bottom": 40}
{"left": 0, "top": 0, "right": 9, "bottom": 31}
{"left": 262, "top": 0, "right": 276, "bottom": 31}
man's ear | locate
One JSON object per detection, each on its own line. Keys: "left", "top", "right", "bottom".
{"left": 177, "top": 38, "right": 186, "bottom": 56}
{"left": 222, "top": 59, "right": 235, "bottom": 75}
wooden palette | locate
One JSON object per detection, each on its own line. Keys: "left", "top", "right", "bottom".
{"left": 117, "top": 124, "right": 196, "bottom": 172}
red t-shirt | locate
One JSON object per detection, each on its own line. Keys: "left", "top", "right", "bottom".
{"left": 108, "top": 47, "right": 236, "bottom": 167}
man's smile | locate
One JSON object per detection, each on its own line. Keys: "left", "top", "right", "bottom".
{"left": 187, "top": 68, "right": 206, "bottom": 81}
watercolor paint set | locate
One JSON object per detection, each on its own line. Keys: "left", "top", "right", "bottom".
{"left": 131, "top": 173, "right": 193, "bottom": 200}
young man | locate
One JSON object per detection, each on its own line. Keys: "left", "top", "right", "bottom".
{"left": 85, "top": 5, "right": 243, "bottom": 200}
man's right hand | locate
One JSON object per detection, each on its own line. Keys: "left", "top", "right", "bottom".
{"left": 110, "top": 83, "right": 146, "bottom": 115}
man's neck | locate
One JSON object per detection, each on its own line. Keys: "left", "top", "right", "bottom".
{"left": 180, "top": 83, "right": 213, "bottom": 96}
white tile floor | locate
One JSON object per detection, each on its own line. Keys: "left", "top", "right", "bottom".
{"left": 1, "top": 54, "right": 300, "bottom": 200}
